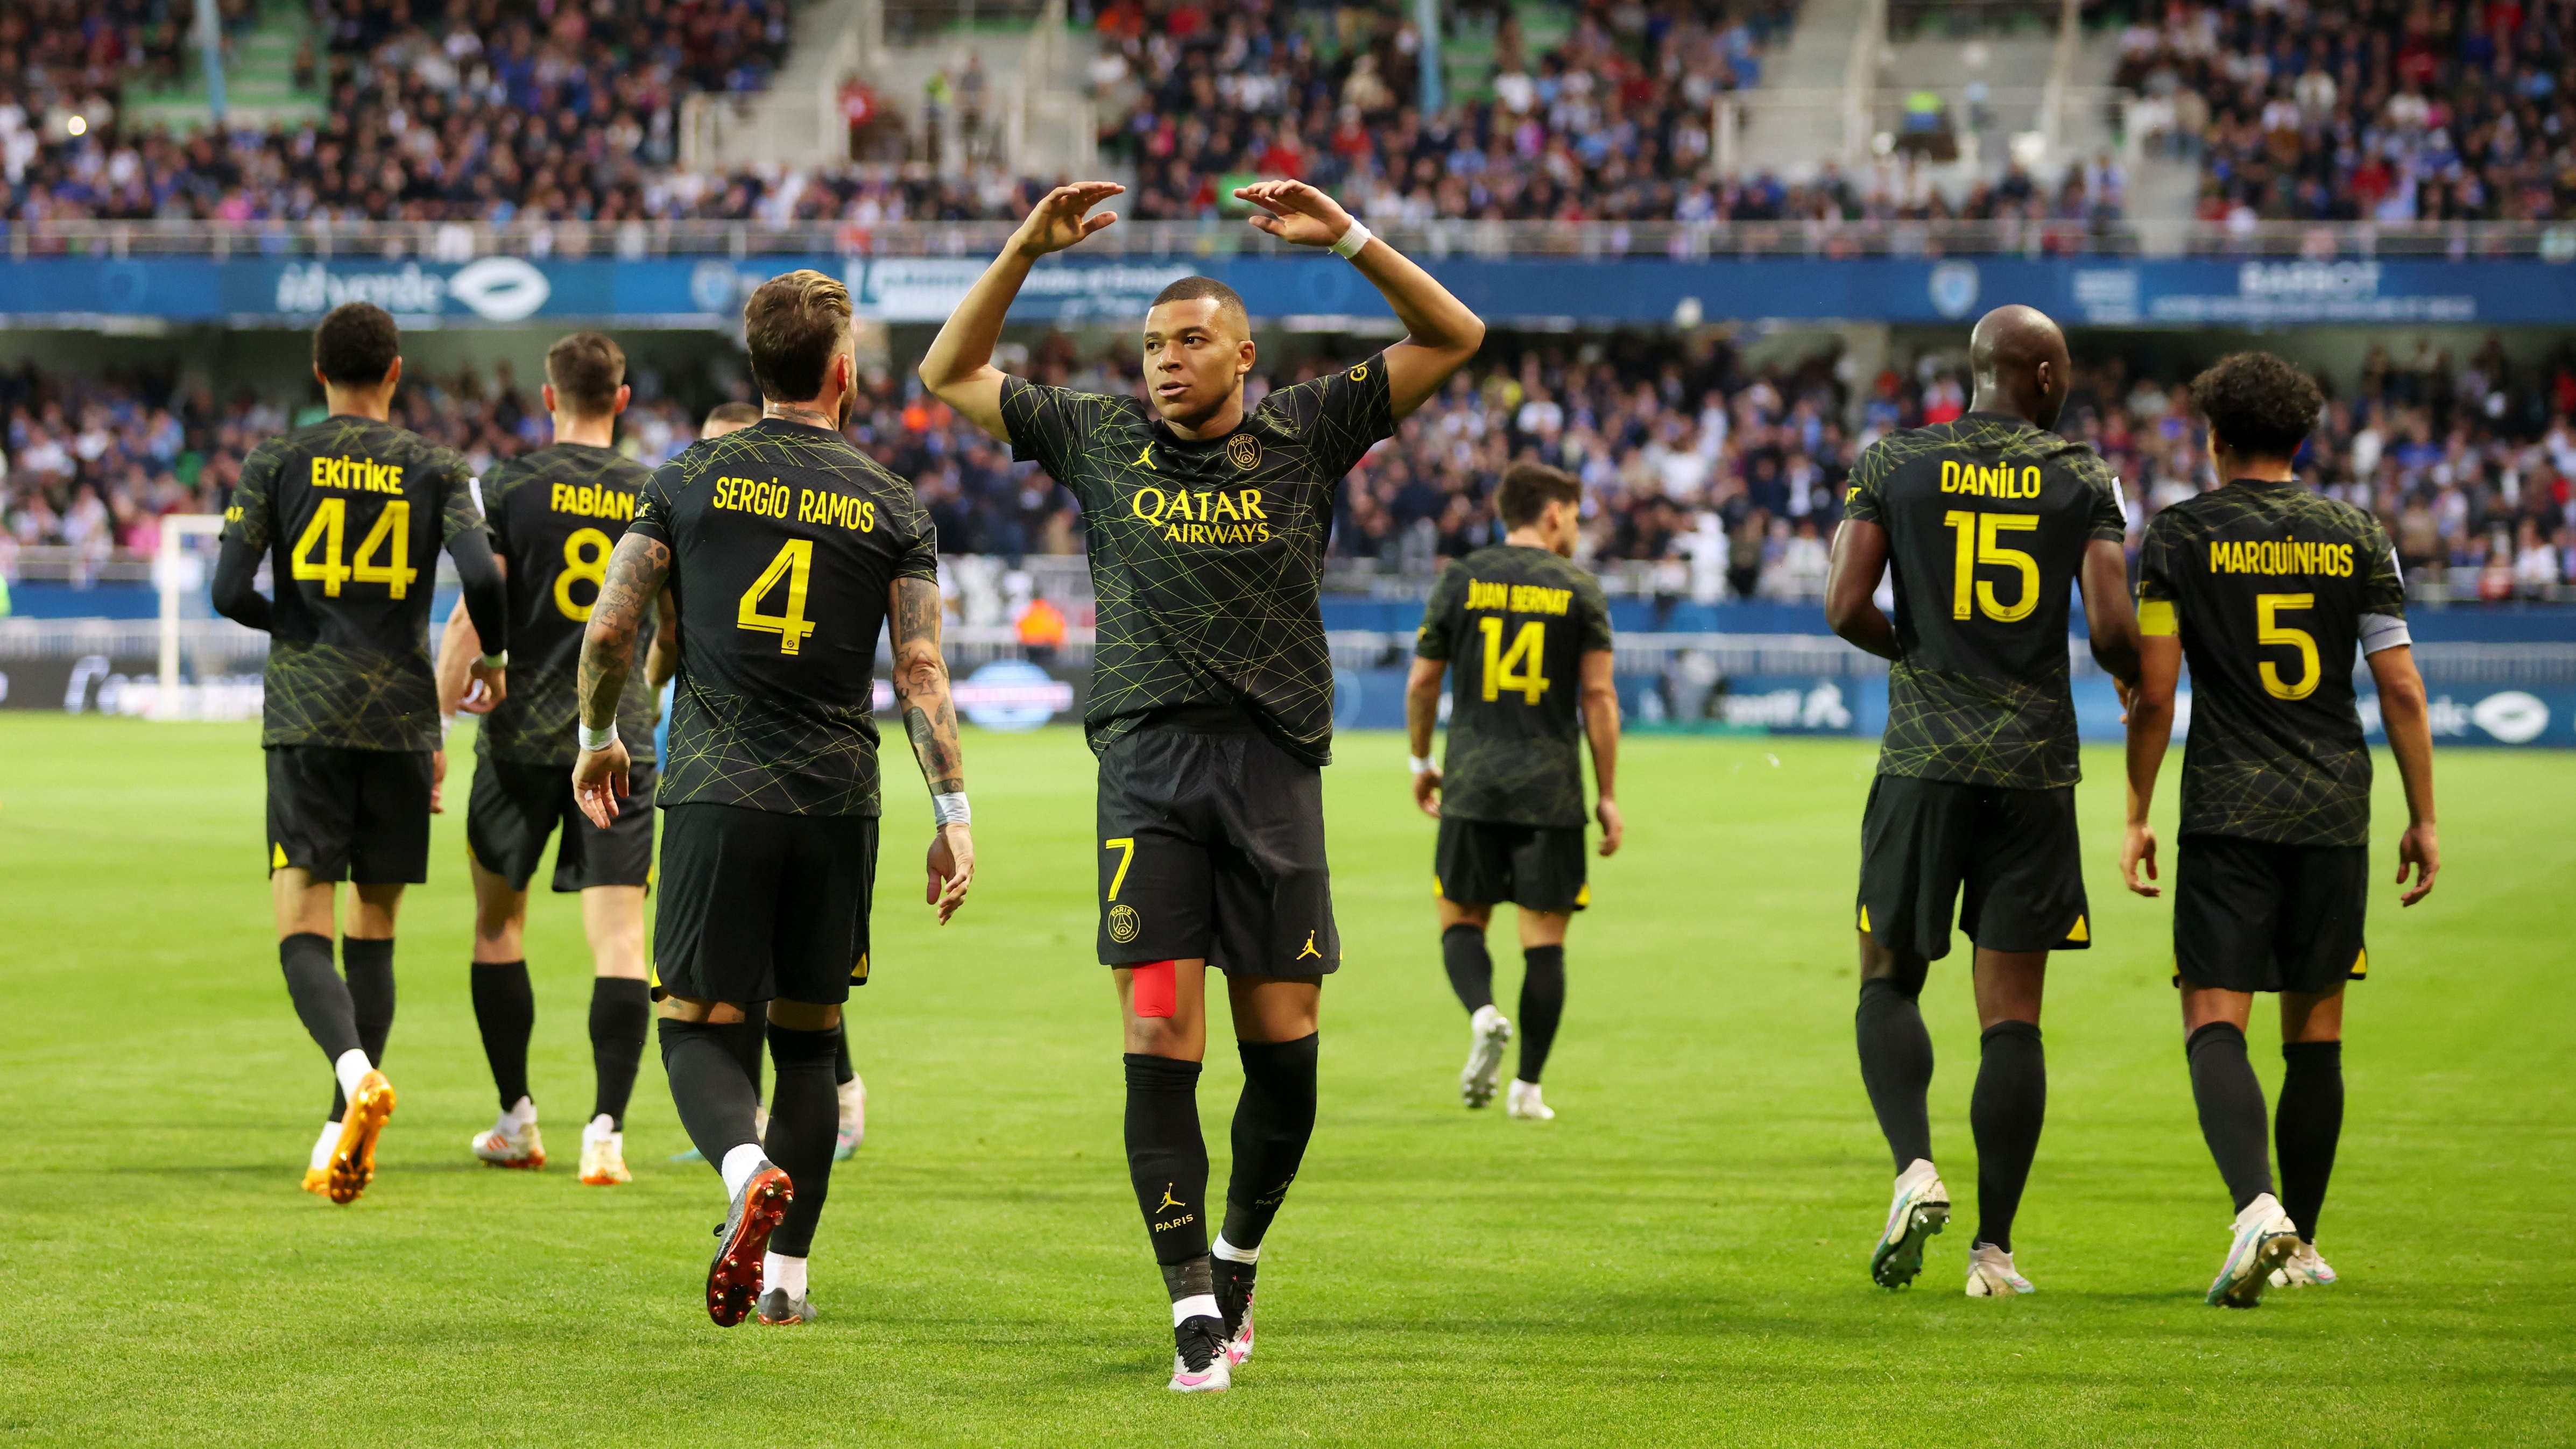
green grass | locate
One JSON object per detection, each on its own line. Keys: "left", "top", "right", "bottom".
{"left": 0, "top": 718, "right": 2569, "bottom": 1445}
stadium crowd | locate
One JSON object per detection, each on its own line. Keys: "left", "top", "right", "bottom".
{"left": 2118, "top": 0, "right": 2576, "bottom": 225}
{"left": 10, "top": 328, "right": 2573, "bottom": 602}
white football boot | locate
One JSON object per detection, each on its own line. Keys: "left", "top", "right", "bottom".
{"left": 1871, "top": 1158, "right": 1950, "bottom": 1288}
{"left": 2269, "top": 1239, "right": 2338, "bottom": 1289}
{"left": 2207, "top": 1193, "right": 2300, "bottom": 1307}
{"left": 470, "top": 1098, "right": 545, "bottom": 1170}
{"left": 1964, "top": 1241, "right": 2037, "bottom": 1297}
{"left": 1505, "top": 1079, "right": 1555, "bottom": 1120}
{"left": 1460, "top": 1006, "right": 1512, "bottom": 1108}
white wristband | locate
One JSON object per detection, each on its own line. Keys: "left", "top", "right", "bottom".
{"left": 932, "top": 792, "right": 971, "bottom": 827}
{"left": 1409, "top": 754, "right": 1435, "bottom": 775}
{"left": 440, "top": 713, "right": 456, "bottom": 744}
{"left": 478, "top": 649, "right": 509, "bottom": 669}
{"left": 1330, "top": 217, "right": 1373, "bottom": 259}
{"left": 578, "top": 722, "right": 619, "bottom": 752}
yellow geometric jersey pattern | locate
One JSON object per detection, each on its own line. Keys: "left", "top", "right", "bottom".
{"left": 1000, "top": 357, "right": 1395, "bottom": 766}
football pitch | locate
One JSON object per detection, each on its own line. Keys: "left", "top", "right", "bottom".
{"left": 1, "top": 717, "right": 2569, "bottom": 1445}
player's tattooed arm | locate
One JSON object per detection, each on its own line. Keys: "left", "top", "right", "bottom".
{"left": 888, "top": 576, "right": 964, "bottom": 795}
{"left": 645, "top": 585, "right": 680, "bottom": 693}
{"left": 890, "top": 575, "right": 975, "bottom": 922}
{"left": 570, "top": 532, "right": 668, "bottom": 829}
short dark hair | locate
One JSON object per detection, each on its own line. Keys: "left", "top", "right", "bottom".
{"left": 704, "top": 401, "right": 763, "bottom": 429}
{"left": 1147, "top": 275, "right": 1250, "bottom": 337}
{"left": 545, "top": 331, "right": 626, "bottom": 415}
{"left": 742, "top": 269, "right": 852, "bottom": 402}
{"left": 2192, "top": 351, "right": 2324, "bottom": 462}
{"left": 1497, "top": 462, "right": 1582, "bottom": 528}
{"left": 313, "top": 303, "right": 400, "bottom": 386}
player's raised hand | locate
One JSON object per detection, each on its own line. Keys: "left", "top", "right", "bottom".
{"left": 1013, "top": 182, "right": 1124, "bottom": 259}
{"left": 2120, "top": 820, "right": 2160, "bottom": 896}
{"left": 927, "top": 823, "right": 975, "bottom": 923}
{"left": 571, "top": 736, "right": 631, "bottom": 830}
{"left": 1596, "top": 797, "right": 1624, "bottom": 857}
{"left": 2396, "top": 822, "right": 2438, "bottom": 906}
{"left": 1235, "top": 180, "right": 1357, "bottom": 248}
{"left": 1411, "top": 763, "right": 1442, "bottom": 818}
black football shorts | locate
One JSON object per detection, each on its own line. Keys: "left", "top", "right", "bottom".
{"left": 1434, "top": 816, "right": 1590, "bottom": 913}
{"left": 652, "top": 802, "right": 877, "bottom": 1006}
{"left": 465, "top": 755, "right": 656, "bottom": 893}
{"left": 2173, "top": 834, "right": 2368, "bottom": 994}
{"left": 1856, "top": 773, "right": 2091, "bottom": 960}
{"left": 1094, "top": 719, "right": 1339, "bottom": 977}
{"left": 265, "top": 744, "right": 433, "bottom": 885}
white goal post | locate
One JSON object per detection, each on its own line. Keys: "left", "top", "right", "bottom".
{"left": 156, "top": 513, "right": 229, "bottom": 703}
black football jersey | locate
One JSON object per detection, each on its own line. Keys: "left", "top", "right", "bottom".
{"left": 627, "top": 419, "right": 939, "bottom": 817}
{"left": 220, "top": 415, "right": 484, "bottom": 751}
{"left": 1415, "top": 545, "right": 1614, "bottom": 828}
{"left": 476, "top": 442, "right": 661, "bottom": 766}
{"left": 1843, "top": 412, "right": 2127, "bottom": 790}
{"left": 999, "top": 356, "right": 1395, "bottom": 765}
{"left": 2137, "top": 479, "right": 2407, "bottom": 847}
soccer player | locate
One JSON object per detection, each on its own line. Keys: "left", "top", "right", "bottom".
{"left": 1405, "top": 462, "right": 1622, "bottom": 1121}
{"left": 673, "top": 398, "right": 871, "bottom": 1167}
{"left": 1824, "top": 304, "right": 2141, "bottom": 1296}
{"left": 572, "top": 270, "right": 972, "bottom": 1330}
{"left": 432, "top": 331, "right": 667, "bottom": 1186}
{"left": 2118, "top": 351, "right": 2438, "bottom": 1307}
{"left": 920, "top": 178, "right": 1483, "bottom": 1392}
{"left": 210, "top": 301, "right": 511, "bottom": 1204}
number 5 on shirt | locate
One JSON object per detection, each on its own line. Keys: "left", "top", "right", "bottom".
{"left": 738, "top": 537, "right": 817, "bottom": 654}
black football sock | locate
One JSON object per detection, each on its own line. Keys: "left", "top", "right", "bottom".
{"left": 1515, "top": 946, "right": 1566, "bottom": 1083}
{"left": 723, "top": 1016, "right": 768, "bottom": 1105}
{"left": 470, "top": 960, "right": 535, "bottom": 1112}
{"left": 1855, "top": 976, "right": 1936, "bottom": 1170}
{"left": 587, "top": 977, "right": 651, "bottom": 1129}
{"left": 1124, "top": 1053, "right": 1210, "bottom": 1267}
{"left": 281, "top": 932, "right": 361, "bottom": 1116}
{"left": 764, "top": 1023, "right": 841, "bottom": 1257}
{"left": 1221, "top": 1033, "right": 1318, "bottom": 1252}
{"left": 1441, "top": 924, "right": 1494, "bottom": 1014}
{"left": 2186, "top": 1022, "right": 2274, "bottom": 1212}
{"left": 833, "top": 1026, "right": 856, "bottom": 1088}
{"left": 333, "top": 937, "right": 397, "bottom": 1121}
{"left": 1969, "top": 1019, "right": 2046, "bottom": 1253}
{"left": 658, "top": 1018, "right": 764, "bottom": 1174}
{"left": 2276, "top": 1040, "right": 2345, "bottom": 1241}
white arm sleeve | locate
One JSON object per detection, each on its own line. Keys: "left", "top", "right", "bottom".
{"left": 2358, "top": 612, "right": 2412, "bottom": 655}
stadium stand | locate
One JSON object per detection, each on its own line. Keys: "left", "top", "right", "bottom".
{"left": 11, "top": 330, "right": 2574, "bottom": 600}
{"left": 2118, "top": 0, "right": 2576, "bottom": 227}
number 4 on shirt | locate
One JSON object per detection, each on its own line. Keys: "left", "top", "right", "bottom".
{"left": 291, "top": 497, "right": 417, "bottom": 598}
{"left": 738, "top": 537, "right": 817, "bottom": 654}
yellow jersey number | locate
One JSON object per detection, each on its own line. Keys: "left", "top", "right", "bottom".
{"left": 290, "top": 497, "right": 417, "bottom": 599}
{"left": 553, "top": 527, "right": 613, "bottom": 623}
{"left": 737, "top": 538, "right": 817, "bottom": 654}
{"left": 2255, "top": 592, "right": 2320, "bottom": 700}
{"left": 1477, "top": 616, "right": 1550, "bottom": 703}
{"left": 1941, "top": 510, "right": 2039, "bottom": 623}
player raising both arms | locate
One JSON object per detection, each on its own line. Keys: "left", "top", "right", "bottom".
{"left": 1825, "top": 305, "right": 2141, "bottom": 1297}
{"left": 2119, "top": 351, "right": 2438, "bottom": 1307}
{"left": 575, "top": 271, "right": 972, "bottom": 1328}
{"left": 1407, "top": 463, "right": 1621, "bottom": 1121}
{"left": 211, "top": 301, "right": 511, "bottom": 1204}
{"left": 433, "top": 331, "right": 668, "bottom": 1187}
{"left": 922, "top": 179, "right": 1483, "bottom": 1391}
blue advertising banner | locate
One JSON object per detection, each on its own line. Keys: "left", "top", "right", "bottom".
{"left": 0, "top": 253, "right": 2567, "bottom": 327}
